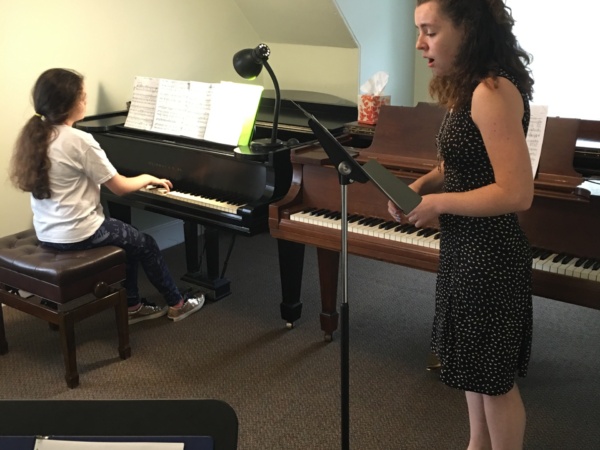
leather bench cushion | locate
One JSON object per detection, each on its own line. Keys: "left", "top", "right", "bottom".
{"left": 0, "top": 229, "right": 126, "bottom": 304}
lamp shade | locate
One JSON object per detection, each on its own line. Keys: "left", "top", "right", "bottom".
{"left": 233, "top": 44, "right": 271, "bottom": 79}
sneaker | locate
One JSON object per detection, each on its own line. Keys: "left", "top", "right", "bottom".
{"left": 128, "top": 299, "right": 168, "bottom": 324}
{"left": 167, "top": 294, "right": 205, "bottom": 322}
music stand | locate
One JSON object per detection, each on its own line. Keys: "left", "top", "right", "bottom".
{"left": 297, "top": 102, "right": 366, "bottom": 450}
{"left": 293, "top": 102, "right": 420, "bottom": 450}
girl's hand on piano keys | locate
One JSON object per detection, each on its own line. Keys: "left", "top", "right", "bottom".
{"left": 105, "top": 173, "right": 172, "bottom": 196}
{"left": 143, "top": 176, "right": 173, "bottom": 193}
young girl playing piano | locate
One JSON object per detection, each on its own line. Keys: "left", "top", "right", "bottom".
{"left": 389, "top": 1, "right": 535, "bottom": 448}
{"left": 10, "top": 68, "right": 204, "bottom": 324}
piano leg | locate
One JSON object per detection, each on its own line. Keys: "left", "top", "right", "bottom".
{"left": 278, "top": 240, "right": 340, "bottom": 340}
{"left": 277, "top": 239, "right": 305, "bottom": 329}
{"left": 317, "top": 248, "right": 340, "bottom": 341}
{"left": 181, "top": 222, "right": 231, "bottom": 301}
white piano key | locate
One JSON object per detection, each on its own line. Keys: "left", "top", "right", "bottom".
{"left": 155, "top": 190, "right": 241, "bottom": 214}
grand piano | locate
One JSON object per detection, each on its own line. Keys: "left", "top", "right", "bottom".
{"left": 75, "top": 91, "right": 356, "bottom": 300}
{"left": 269, "top": 102, "right": 600, "bottom": 339}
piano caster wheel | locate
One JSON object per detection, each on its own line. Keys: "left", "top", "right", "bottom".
{"left": 285, "top": 322, "right": 294, "bottom": 330}
{"left": 324, "top": 333, "right": 333, "bottom": 342}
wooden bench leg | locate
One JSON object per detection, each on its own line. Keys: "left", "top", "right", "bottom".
{"left": 0, "top": 305, "right": 8, "bottom": 354}
{"left": 115, "top": 289, "right": 131, "bottom": 360}
{"left": 59, "top": 313, "right": 79, "bottom": 388}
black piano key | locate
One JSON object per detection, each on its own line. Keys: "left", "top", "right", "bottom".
{"left": 405, "top": 225, "right": 419, "bottom": 235}
{"left": 395, "top": 223, "right": 412, "bottom": 232}
{"left": 380, "top": 221, "right": 397, "bottom": 230}
{"left": 531, "top": 247, "right": 543, "bottom": 258}
{"left": 561, "top": 255, "right": 575, "bottom": 265}
{"left": 583, "top": 258, "right": 595, "bottom": 269}
{"left": 368, "top": 218, "right": 385, "bottom": 227}
{"left": 423, "top": 228, "right": 438, "bottom": 237}
{"left": 417, "top": 228, "right": 432, "bottom": 236}
{"left": 593, "top": 261, "right": 600, "bottom": 271}
{"left": 574, "top": 258, "right": 587, "bottom": 268}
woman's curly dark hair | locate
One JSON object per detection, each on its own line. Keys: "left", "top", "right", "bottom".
{"left": 417, "top": 0, "right": 534, "bottom": 109}
{"left": 10, "top": 68, "right": 84, "bottom": 199}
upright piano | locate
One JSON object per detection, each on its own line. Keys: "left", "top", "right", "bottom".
{"left": 75, "top": 91, "right": 356, "bottom": 300}
{"left": 269, "top": 103, "right": 600, "bottom": 339}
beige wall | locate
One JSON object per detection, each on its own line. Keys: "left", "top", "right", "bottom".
{"left": 0, "top": 0, "right": 364, "bottom": 237}
{"left": 0, "top": 0, "right": 259, "bottom": 235}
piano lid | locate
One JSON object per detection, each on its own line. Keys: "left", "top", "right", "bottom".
{"left": 255, "top": 89, "right": 357, "bottom": 138}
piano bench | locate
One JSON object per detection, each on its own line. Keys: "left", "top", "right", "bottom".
{"left": 0, "top": 229, "right": 131, "bottom": 388}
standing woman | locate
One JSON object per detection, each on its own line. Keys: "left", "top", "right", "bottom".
{"left": 10, "top": 68, "right": 204, "bottom": 324}
{"left": 389, "top": 1, "right": 534, "bottom": 448}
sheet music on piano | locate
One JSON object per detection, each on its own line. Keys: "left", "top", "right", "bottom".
{"left": 526, "top": 104, "right": 548, "bottom": 177}
{"left": 124, "top": 76, "right": 263, "bottom": 146}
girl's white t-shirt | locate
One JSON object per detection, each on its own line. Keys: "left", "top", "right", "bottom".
{"left": 31, "top": 125, "right": 117, "bottom": 243}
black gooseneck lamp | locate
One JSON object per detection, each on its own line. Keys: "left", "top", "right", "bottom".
{"left": 233, "top": 43, "right": 284, "bottom": 151}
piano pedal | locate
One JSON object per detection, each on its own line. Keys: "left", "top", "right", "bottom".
{"left": 426, "top": 352, "right": 441, "bottom": 371}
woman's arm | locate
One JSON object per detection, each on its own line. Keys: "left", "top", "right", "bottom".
{"left": 103, "top": 173, "right": 173, "bottom": 197}
{"left": 405, "top": 77, "right": 533, "bottom": 228}
{"left": 409, "top": 162, "right": 445, "bottom": 195}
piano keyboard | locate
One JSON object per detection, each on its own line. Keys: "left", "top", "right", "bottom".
{"left": 290, "top": 208, "right": 600, "bottom": 282}
{"left": 143, "top": 186, "right": 243, "bottom": 214}
{"left": 291, "top": 208, "right": 440, "bottom": 248}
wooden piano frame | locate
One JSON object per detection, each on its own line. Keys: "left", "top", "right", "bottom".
{"left": 270, "top": 103, "right": 600, "bottom": 339}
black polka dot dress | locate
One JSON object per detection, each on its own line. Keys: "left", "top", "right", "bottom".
{"left": 432, "top": 71, "right": 533, "bottom": 396}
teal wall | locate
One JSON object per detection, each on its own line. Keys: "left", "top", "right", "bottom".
{"left": 336, "top": 0, "right": 417, "bottom": 106}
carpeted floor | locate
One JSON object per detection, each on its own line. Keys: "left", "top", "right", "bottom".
{"left": 1, "top": 230, "right": 599, "bottom": 449}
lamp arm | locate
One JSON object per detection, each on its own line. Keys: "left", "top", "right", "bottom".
{"left": 262, "top": 61, "right": 280, "bottom": 145}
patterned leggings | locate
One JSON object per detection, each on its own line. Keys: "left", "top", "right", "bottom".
{"left": 40, "top": 218, "right": 181, "bottom": 307}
